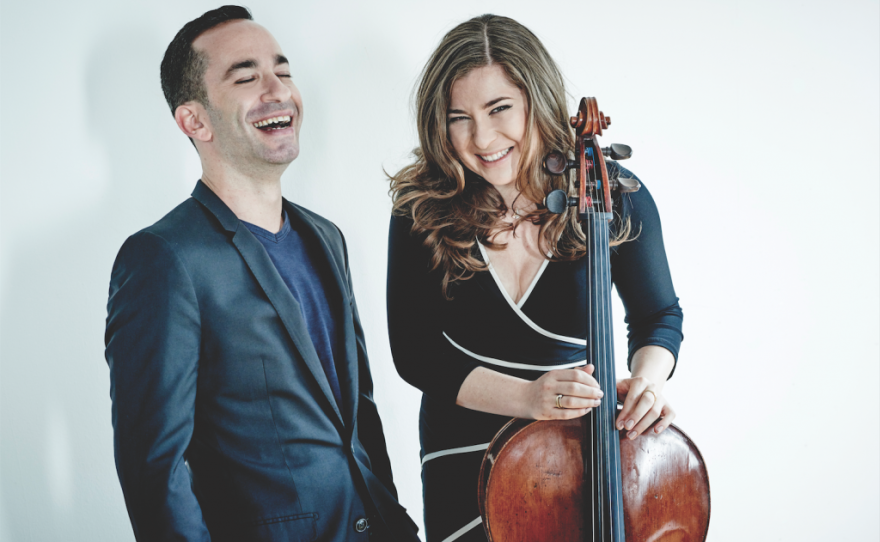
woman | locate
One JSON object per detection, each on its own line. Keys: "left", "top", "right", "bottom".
{"left": 387, "top": 14, "right": 683, "bottom": 542}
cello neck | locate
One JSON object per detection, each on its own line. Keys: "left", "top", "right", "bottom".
{"left": 577, "top": 101, "right": 626, "bottom": 542}
{"left": 581, "top": 209, "right": 626, "bottom": 542}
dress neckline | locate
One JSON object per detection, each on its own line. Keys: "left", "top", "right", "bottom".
{"left": 477, "top": 241, "right": 549, "bottom": 308}
{"left": 476, "top": 241, "right": 586, "bottom": 346}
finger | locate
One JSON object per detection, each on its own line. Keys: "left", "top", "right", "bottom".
{"left": 618, "top": 388, "right": 655, "bottom": 432}
{"left": 652, "top": 405, "right": 676, "bottom": 434}
{"left": 535, "top": 399, "right": 592, "bottom": 420}
{"left": 558, "top": 394, "right": 602, "bottom": 410}
{"left": 615, "top": 377, "right": 632, "bottom": 399}
{"left": 628, "top": 399, "right": 663, "bottom": 438}
{"left": 559, "top": 382, "right": 604, "bottom": 400}
{"left": 559, "top": 367, "right": 600, "bottom": 388}
{"left": 616, "top": 380, "right": 650, "bottom": 429}
{"left": 550, "top": 407, "right": 592, "bottom": 421}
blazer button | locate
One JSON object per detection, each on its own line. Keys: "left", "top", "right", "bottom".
{"left": 354, "top": 517, "right": 369, "bottom": 533}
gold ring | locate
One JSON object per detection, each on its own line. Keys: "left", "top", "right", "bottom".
{"left": 643, "top": 390, "right": 657, "bottom": 403}
{"left": 556, "top": 394, "right": 564, "bottom": 409}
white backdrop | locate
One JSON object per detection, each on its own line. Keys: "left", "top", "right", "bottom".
{"left": 1, "top": 1, "right": 878, "bottom": 540}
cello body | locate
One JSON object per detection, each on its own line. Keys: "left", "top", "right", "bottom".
{"left": 478, "top": 417, "right": 710, "bottom": 541}
{"left": 477, "top": 98, "right": 710, "bottom": 541}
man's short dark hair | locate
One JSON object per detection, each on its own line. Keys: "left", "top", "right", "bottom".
{"left": 160, "top": 5, "right": 253, "bottom": 116}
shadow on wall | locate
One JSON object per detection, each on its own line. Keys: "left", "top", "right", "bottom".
{"left": 0, "top": 27, "right": 185, "bottom": 541}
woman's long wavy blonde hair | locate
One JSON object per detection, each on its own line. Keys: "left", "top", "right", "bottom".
{"left": 390, "top": 14, "right": 605, "bottom": 297}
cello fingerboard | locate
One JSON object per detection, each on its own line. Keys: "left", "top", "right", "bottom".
{"left": 582, "top": 211, "right": 626, "bottom": 542}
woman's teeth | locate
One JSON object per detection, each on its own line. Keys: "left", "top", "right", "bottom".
{"left": 253, "top": 115, "right": 292, "bottom": 129}
{"left": 479, "top": 148, "right": 511, "bottom": 162}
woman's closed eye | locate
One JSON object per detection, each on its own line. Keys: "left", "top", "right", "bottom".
{"left": 448, "top": 115, "right": 469, "bottom": 124}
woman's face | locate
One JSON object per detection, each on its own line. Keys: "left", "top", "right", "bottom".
{"left": 447, "top": 65, "right": 530, "bottom": 199}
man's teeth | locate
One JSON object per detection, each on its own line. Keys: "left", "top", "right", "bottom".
{"left": 253, "top": 115, "right": 292, "bottom": 128}
{"left": 480, "top": 148, "right": 511, "bottom": 162}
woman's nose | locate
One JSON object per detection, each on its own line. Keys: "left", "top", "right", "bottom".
{"left": 472, "top": 119, "right": 496, "bottom": 150}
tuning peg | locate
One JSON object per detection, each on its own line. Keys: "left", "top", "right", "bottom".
{"left": 543, "top": 151, "right": 577, "bottom": 175}
{"left": 601, "top": 143, "right": 632, "bottom": 160}
{"left": 544, "top": 190, "right": 577, "bottom": 214}
{"left": 616, "top": 176, "right": 641, "bottom": 193}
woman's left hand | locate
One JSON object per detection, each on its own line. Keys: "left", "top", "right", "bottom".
{"left": 615, "top": 376, "right": 675, "bottom": 440}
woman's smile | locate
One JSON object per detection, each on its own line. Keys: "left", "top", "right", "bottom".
{"left": 477, "top": 147, "right": 513, "bottom": 164}
{"left": 447, "top": 64, "right": 528, "bottom": 198}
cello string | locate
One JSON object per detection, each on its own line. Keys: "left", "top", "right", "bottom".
{"left": 591, "top": 109, "right": 608, "bottom": 541}
{"left": 588, "top": 138, "right": 606, "bottom": 542}
{"left": 600, "top": 149, "right": 612, "bottom": 541}
{"left": 580, "top": 114, "right": 593, "bottom": 542}
{"left": 605, "top": 153, "right": 621, "bottom": 541}
{"left": 590, "top": 144, "right": 614, "bottom": 539}
{"left": 599, "top": 164, "right": 606, "bottom": 542}
{"left": 593, "top": 133, "right": 616, "bottom": 542}
{"left": 593, "top": 142, "right": 603, "bottom": 542}
{"left": 585, "top": 137, "right": 600, "bottom": 542}
{"left": 606, "top": 157, "right": 625, "bottom": 540}
{"left": 583, "top": 140, "right": 597, "bottom": 542}
{"left": 603, "top": 168, "right": 616, "bottom": 542}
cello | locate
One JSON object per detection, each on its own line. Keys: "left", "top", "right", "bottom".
{"left": 477, "top": 98, "right": 710, "bottom": 541}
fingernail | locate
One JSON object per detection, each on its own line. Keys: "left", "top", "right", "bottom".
{"left": 616, "top": 420, "right": 624, "bottom": 430}
{"left": 597, "top": 391, "right": 604, "bottom": 397}
{"left": 625, "top": 420, "right": 635, "bottom": 430}
{"left": 627, "top": 431, "right": 636, "bottom": 440}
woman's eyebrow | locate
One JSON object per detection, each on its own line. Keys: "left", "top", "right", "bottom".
{"left": 448, "top": 96, "right": 512, "bottom": 115}
{"left": 484, "top": 96, "right": 510, "bottom": 108}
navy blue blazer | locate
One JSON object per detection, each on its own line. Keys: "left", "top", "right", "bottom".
{"left": 105, "top": 181, "right": 419, "bottom": 542}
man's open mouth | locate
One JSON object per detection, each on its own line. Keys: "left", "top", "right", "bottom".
{"left": 253, "top": 115, "right": 292, "bottom": 131}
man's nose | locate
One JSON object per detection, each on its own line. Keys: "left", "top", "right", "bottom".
{"left": 261, "top": 73, "right": 292, "bottom": 103}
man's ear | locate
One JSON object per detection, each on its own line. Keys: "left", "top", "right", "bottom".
{"left": 174, "top": 102, "right": 212, "bottom": 143}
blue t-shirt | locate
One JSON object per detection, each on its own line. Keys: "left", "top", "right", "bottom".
{"left": 242, "top": 211, "right": 344, "bottom": 408}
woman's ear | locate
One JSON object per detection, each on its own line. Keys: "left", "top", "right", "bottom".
{"left": 174, "top": 102, "right": 212, "bottom": 143}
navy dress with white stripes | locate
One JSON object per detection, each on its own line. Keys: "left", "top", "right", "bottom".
{"left": 387, "top": 172, "right": 683, "bottom": 542}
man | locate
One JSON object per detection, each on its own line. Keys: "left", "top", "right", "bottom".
{"left": 105, "top": 6, "right": 419, "bottom": 541}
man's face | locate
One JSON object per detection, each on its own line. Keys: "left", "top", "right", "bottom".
{"left": 193, "top": 20, "right": 303, "bottom": 168}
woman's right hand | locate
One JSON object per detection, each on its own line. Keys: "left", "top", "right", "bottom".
{"left": 524, "top": 364, "right": 603, "bottom": 420}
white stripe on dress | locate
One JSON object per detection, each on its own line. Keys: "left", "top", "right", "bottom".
{"left": 444, "top": 332, "right": 587, "bottom": 372}
{"left": 421, "top": 442, "right": 491, "bottom": 466}
{"left": 443, "top": 517, "right": 483, "bottom": 542}
{"left": 477, "top": 243, "right": 586, "bottom": 346}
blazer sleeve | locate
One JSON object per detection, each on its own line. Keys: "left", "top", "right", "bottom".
{"left": 338, "top": 231, "right": 398, "bottom": 498}
{"left": 105, "top": 231, "right": 209, "bottom": 541}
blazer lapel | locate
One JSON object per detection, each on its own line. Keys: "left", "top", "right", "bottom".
{"left": 192, "top": 181, "right": 344, "bottom": 426}
{"left": 285, "top": 200, "right": 360, "bottom": 428}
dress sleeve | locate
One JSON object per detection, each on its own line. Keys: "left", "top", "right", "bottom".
{"left": 386, "top": 215, "right": 480, "bottom": 402}
{"left": 609, "top": 165, "right": 684, "bottom": 376}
